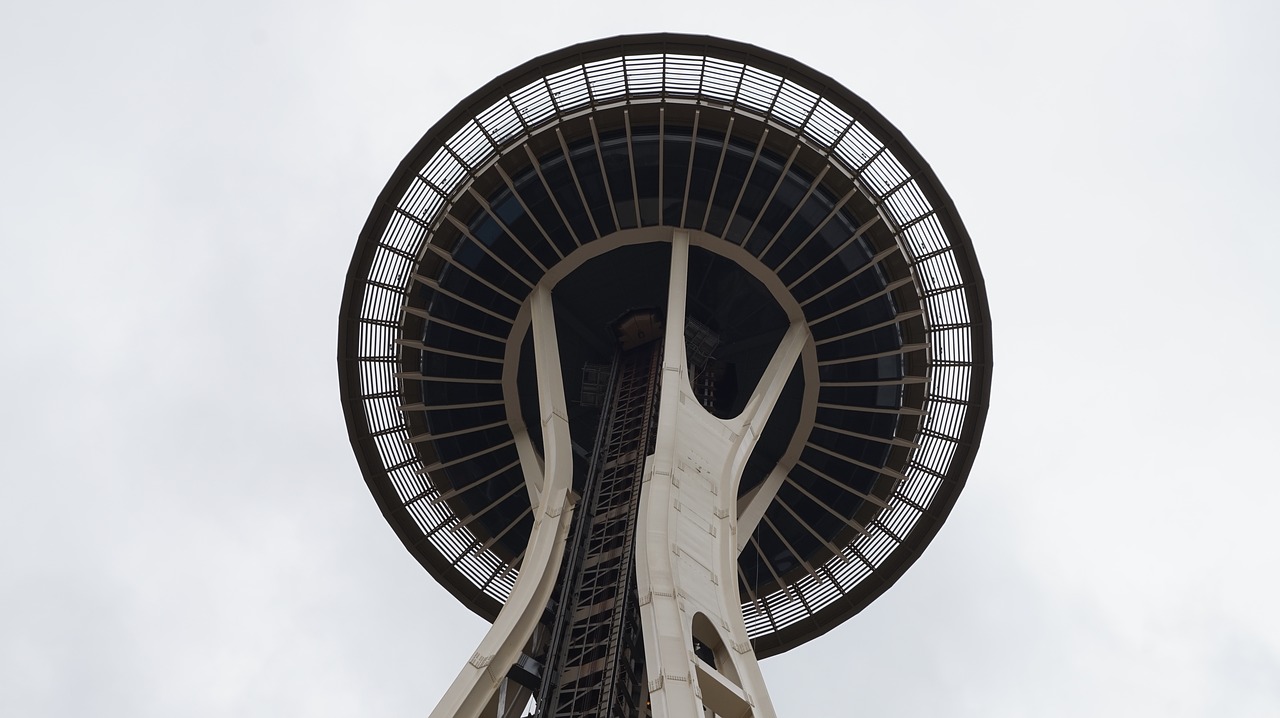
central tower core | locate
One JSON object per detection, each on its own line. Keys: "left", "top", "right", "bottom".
{"left": 513, "top": 227, "right": 816, "bottom": 717}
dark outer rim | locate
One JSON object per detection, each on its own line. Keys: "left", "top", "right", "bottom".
{"left": 337, "top": 32, "right": 993, "bottom": 658}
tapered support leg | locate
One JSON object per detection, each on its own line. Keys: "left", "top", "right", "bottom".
{"left": 636, "top": 230, "right": 808, "bottom": 718}
{"left": 428, "top": 286, "right": 575, "bottom": 718}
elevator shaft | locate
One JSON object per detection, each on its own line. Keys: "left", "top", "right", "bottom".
{"left": 538, "top": 341, "right": 663, "bottom": 718}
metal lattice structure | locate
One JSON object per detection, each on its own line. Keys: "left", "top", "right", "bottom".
{"left": 339, "top": 33, "right": 991, "bottom": 716}
{"left": 540, "top": 346, "right": 659, "bottom": 717}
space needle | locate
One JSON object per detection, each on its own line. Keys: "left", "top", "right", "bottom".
{"left": 339, "top": 33, "right": 992, "bottom": 718}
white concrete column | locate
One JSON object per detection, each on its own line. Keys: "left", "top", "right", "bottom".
{"left": 637, "top": 230, "right": 808, "bottom": 718}
{"left": 428, "top": 285, "right": 575, "bottom": 718}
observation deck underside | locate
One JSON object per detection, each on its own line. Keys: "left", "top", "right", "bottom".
{"left": 339, "top": 34, "right": 991, "bottom": 660}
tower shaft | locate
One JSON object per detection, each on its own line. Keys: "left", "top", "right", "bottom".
{"left": 429, "top": 230, "right": 797, "bottom": 718}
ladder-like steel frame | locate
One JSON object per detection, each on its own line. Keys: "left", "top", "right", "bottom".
{"left": 540, "top": 345, "right": 662, "bottom": 717}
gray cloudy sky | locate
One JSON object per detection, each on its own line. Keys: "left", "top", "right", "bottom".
{"left": 2, "top": 0, "right": 1278, "bottom": 716}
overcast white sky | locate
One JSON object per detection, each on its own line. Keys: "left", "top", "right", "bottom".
{"left": 2, "top": 1, "right": 1278, "bottom": 716}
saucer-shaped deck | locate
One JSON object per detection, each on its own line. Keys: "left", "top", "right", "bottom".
{"left": 339, "top": 34, "right": 991, "bottom": 658}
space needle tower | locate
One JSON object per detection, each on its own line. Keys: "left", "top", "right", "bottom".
{"left": 339, "top": 34, "right": 991, "bottom": 718}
